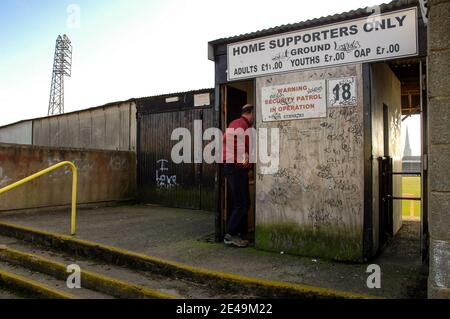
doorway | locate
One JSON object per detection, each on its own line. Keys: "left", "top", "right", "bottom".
{"left": 372, "top": 59, "right": 428, "bottom": 264}
{"left": 219, "top": 80, "right": 256, "bottom": 240}
{"left": 391, "top": 59, "right": 428, "bottom": 264}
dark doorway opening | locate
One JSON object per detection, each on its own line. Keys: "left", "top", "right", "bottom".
{"left": 219, "top": 80, "right": 256, "bottom": 241}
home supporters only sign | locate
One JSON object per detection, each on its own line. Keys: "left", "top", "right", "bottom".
{"left": 227, "top": 8, "right": 418, "bottom": 81}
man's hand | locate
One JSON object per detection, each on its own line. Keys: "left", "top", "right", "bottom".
{"left": 242, "top": 152, "right": 249, "bottom": 166}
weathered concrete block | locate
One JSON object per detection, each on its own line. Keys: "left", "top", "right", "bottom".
{"left": 429, "top": 145, "right": 450, "bottom": 192}
{"left": 430, "top": 192, "right": 450, "bottom": 241}
{"left": 255, "top": 223, "right": 363, "bottom": 262}
{"left": 428, "top": 239, "right": 450, "bottom": 299}
{"left": 428, "top": 51, "right": 450, "bottom": 98}
{"left": 429, "top": 98, "right": 450, "bottom": 145}
{"left": 429, "top": 0, "right": 450, "bottom": 7}
{"left": 428, "top": 284, "right": 450, "bottom": 299}
{"left": 0, "top": 144, "right": 137, "bottom": 211}
{"left": 429, "top": 0, "right": 450, "bottom": 50}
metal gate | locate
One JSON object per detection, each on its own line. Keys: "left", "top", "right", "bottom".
{"left": 378, "top": 156, "right": 422, "bottom": 250}
{"left": 136, "top": 90, "right": 216, "bottom": 211}
{"left": 378, "top": 156, "right": 394, "bottom": 248}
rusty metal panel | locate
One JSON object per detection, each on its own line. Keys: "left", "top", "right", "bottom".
{"left": 0, "top": 121, "right": 32, "bottom": 145}
{"left": 32, "top": 119, "right": 43, "bottom": 146}
{"left": 91, "top": 108, "right": 106, "bottom": 150}
{"left": 57, "top": 115, "right": 71, "bottom": 147}
{"left": 35, "top": 118, "right": 51, "bottom": 147}
{"left": 67, "top": 113, "right": 80, "bottom": 148}
{"left": 119, "top": 103, "right": 130, "bottom": 151}
{"left": 129, "top": 103, "right": 137, "bottom": 152}
{"left": 104, "top": 106, "right": 119, "bottom": 150}
{"left": 49, "top": 116, "right": 60, "bottom": 147}
{"left": 30, "top": 102, "right": 136, "bottom": 152}
{"left": 31, "top": 120, "right": 41, "bottom": 146}
{"left": 78, "top": 111, "right": 92, "bottom": 148}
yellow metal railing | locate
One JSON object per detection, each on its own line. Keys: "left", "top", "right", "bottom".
{"left": 0, "top": 161, "right": 78, "bottom": 236}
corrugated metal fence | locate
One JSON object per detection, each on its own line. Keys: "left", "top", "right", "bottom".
{"left": 0, "top": 102, "right": 136, "bottom": 151}
{"left": 33, "top": 102, "right": 136, "bottom": 151}
{"left": 0, "top": 121, "right": 33, "bottom": 145}
{"left": 137, "top": 90, "right": 216, "bottom": 211}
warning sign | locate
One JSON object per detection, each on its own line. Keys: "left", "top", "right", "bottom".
{"left": 261, "top": 80, "right": 327, "bottom": 122}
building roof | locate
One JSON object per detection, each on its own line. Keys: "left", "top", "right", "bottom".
{"left": 0, "top": 98, "right": 135, "bottom": 129}
{"left": 0, "top": 88, "right": 213, "bottom": 129}
{"left": 208, "top": 0, "right": 420, "bottom": 59}
{"left": 135, "top": 88, "right": 213, "bottom": 102}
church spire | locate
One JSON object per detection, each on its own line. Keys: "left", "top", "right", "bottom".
{"left": 404, "top": 126, "right": 412, "bottom": 157}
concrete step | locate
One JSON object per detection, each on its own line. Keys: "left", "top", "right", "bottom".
{"left": 0, "top": 287, "right": 24, "bottom": 299}
{"left": 0, "top": 221, "right": 378, "bottom": 299}
{"left": 0, "top": 260, "right": 112, "bottom": 299}
{"left": 0, "top": 235, "right": 251, "bottom": 299}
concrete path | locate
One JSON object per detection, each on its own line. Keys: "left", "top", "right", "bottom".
{"left": 0, "top": 204, "right": 427, "bottom": 299}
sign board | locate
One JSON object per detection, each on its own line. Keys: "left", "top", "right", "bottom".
{"left": 194, "top": 93, "right": 211, "bottom": 107}
{"left": 261, "top": 80, "right": 327, "bottom": 122}
{"left": 228, "top": 8, "right": 418, "bottom": 81}
{"left": 165, "top": 97, "right": 179, "bottom": 103}
{"left": 328, "top": 77, "right": 357, "bottom": 107}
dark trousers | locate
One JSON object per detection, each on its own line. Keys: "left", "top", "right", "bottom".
{"left": 224, "top": 164, "right": 249, "bottom": 236}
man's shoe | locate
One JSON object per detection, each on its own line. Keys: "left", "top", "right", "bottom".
{"left": 224, "top": 234, "right": 249, "bottom": 248}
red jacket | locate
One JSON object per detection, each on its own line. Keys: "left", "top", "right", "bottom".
{"left": 222, "top": 116, "right": 253, "bottom": 169}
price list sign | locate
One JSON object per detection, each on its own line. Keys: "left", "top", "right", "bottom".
{"left": 227, "top": 8, "right": 418, "bottom": 81}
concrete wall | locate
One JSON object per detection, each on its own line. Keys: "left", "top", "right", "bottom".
{"left": 0, "top": 121, "right": 32, "bottom": 145}
{"left": 33, "top": 102, "right": 136, "bottom": 151}
{"left": 428, "top": 0, "right": 450, "bottom": 299}
{"left": 255, "top": 64, "right": 365, "bottom": 262}
{"left": 370, "top": 63, "right": 403, "bottom": 253}
{"left": 0, "top": 144, "right": 136, "bottom": 212}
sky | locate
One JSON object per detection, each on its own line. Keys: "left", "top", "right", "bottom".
{"left": 402, "top": 115, "right": 421, "bottom": 156}
{"left": 0, "top": 0, "right": 421, "bottom": 154}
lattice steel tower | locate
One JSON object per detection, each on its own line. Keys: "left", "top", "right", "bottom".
{"left": 48, "top": 35, "right": 72, "bottom": 116}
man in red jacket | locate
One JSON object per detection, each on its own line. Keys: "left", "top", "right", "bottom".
{"left": 222, "top": 104, "right": 254, "bottom": 248}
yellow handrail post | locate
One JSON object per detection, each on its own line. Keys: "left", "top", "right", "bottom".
{"left": 70, "top": 164, "right": 77, "bottom": 236}
{"left": 0, "top": 161, "right": 78, "bottom": 236}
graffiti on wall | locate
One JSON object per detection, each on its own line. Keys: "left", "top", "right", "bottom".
{"left": 47, "top": 158, "right": 94, "bottom": 176}
{"left": 155, "top": 159, "right": 178, "bottom": 188}
{"left": 256, "top": 70, "right": 364, "bottom": 231}
{"left": 109, "top": 155, "right": 128, "bottom": 171}
{"left": 0, "top": 167, "right": 12, "bottom": 187}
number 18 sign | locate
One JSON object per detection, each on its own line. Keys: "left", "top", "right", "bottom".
{"left": 328, "top": 77, "right": 357, "bottom": 107}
